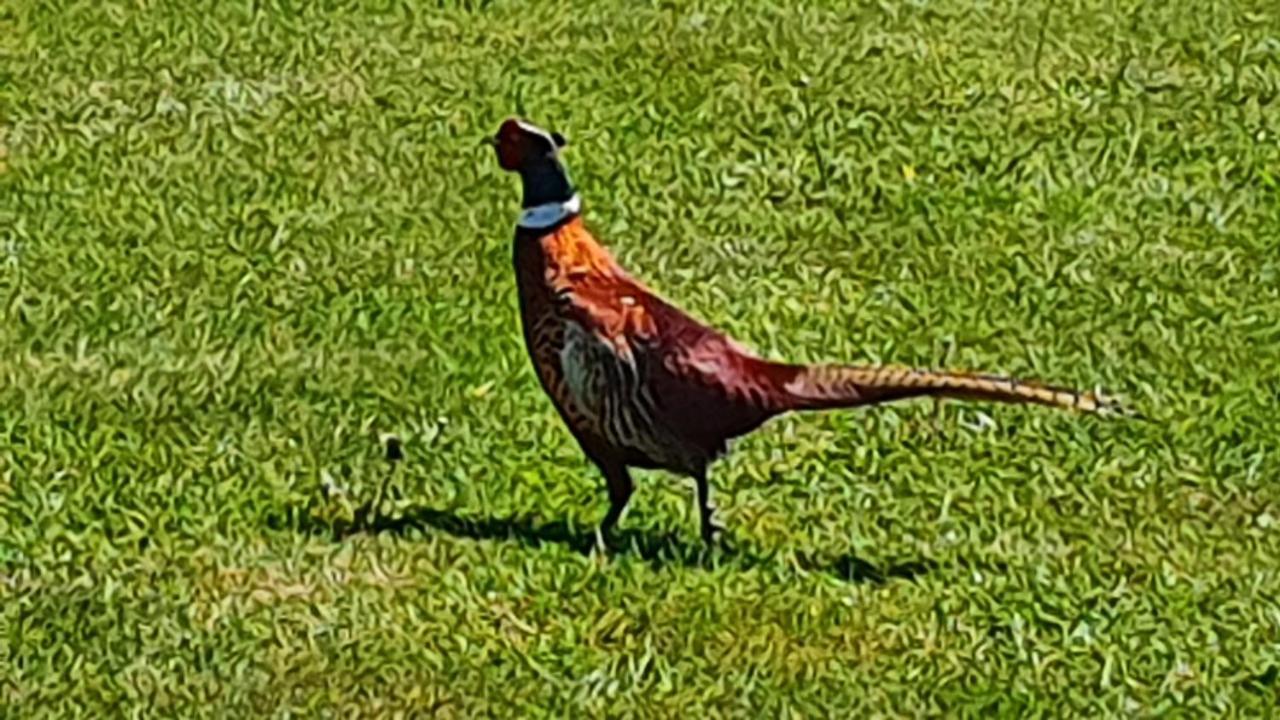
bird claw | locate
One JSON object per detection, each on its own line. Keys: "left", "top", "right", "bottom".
{"left": 700, "top": 518, "right": 726, "bottom": 548}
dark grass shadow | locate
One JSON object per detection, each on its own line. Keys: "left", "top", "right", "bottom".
{"left": 812, "top": 552, "right": 937, "bottom": 584}
{"left": 290, "top": 501, "right": 733, "bottom": 568}
{"left": 273, "top": 439, "right": 937, "bottom": 583}
{"left": 283, "top": 501, "right": 935, "bottom": 585}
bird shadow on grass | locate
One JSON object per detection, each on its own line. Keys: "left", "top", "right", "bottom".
{"left": 285, "top": 502, "right": 935, "bottom": 585}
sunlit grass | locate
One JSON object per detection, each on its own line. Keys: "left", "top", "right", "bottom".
{"left": 2, "top": 0, "right": 1278, "bottom": 715}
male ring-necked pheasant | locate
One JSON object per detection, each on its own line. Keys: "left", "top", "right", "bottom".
{"left": 490, "top": 117, "right": 1126, "bottom": 549}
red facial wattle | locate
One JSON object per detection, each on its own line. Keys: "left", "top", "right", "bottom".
{"left": 495, "top": 120, "right": 527, "bottom": 171}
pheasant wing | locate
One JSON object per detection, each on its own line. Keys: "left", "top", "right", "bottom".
{"left": 555, "top": 276, "right": 779, "bottom": 466}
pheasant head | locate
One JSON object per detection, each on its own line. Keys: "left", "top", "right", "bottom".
{"left": 490, "top": 117, "right": 578, "bottom": 225}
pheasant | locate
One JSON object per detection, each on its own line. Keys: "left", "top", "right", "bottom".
{"left": 489, "top": 117, "right": 1127, "bottom": 549}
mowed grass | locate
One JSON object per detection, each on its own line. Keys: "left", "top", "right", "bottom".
{"left": 2, "top": 0, "right": 1279, "bottom": 715}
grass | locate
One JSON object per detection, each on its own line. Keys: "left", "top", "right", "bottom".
{"left": 2, "top": 0, "right": 1279, "bottom": 715}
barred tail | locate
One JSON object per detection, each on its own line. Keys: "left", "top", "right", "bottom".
{"left": 773, "top": 363, "right": 1132, "bottom": 417}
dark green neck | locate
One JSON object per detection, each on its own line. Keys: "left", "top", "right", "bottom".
{"left": 519, "top": 159, "right": 575, "bottom": 208}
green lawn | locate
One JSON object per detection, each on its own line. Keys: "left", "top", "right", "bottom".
{"left": 3, "top": 0, "right": 1279, "bottom": 715}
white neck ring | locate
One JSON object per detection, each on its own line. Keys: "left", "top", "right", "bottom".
{"left": 518, "top": 194, "right": 581, "bottom": 229}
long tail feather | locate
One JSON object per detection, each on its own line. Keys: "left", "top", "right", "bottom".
{"left": 773, "top": 363, "right": 1134, "bottom": 417}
